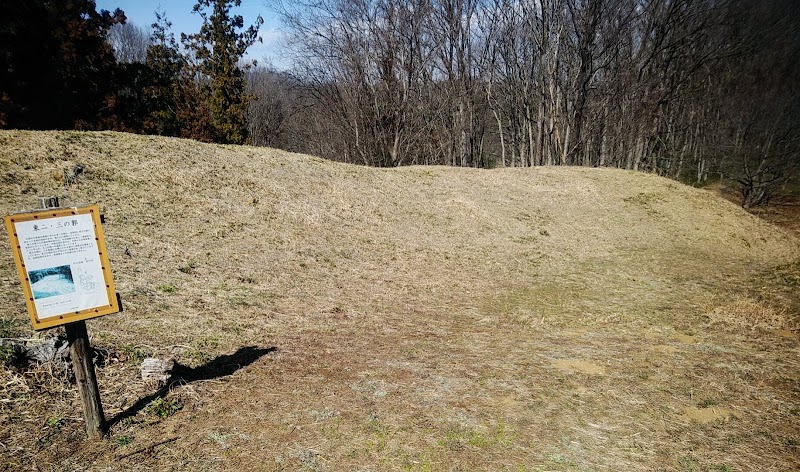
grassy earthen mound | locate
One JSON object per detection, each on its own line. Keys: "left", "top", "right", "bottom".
{"left": 1, "top": 130, "right": 798, "bottom": 471}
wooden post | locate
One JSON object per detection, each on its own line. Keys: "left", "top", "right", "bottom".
{"left": 36, "top": 196, "right": 60, "bottom": 210}
{"left": 65, "top": 321, "right": 106, "bottom": 438}
{"left": 38, "top": 196, "right": 106, "bottom": 439}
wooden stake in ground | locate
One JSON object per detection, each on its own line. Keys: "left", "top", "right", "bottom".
{"left": 37, "top": 196, "right": 106, "bottom": 439}
{"left": 65, "top": 320, "right": 106, "bottom": 438}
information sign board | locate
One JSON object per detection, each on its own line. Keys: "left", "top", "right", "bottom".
{"left": 4, "top": 205, "right": 119, "bottom": 330}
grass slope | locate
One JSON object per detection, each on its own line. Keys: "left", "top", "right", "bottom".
{"left": 1, "top": 130, "right": 799, "bottom": 471}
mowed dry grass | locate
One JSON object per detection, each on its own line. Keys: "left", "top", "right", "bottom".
{"left": 0, "top": 130, "right": 799, "bottom": 471}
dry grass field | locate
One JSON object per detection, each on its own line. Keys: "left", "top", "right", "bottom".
{"left": 0, "top": 130, "right": 799, "bottom": 471}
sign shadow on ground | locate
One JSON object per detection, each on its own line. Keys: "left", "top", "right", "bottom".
{"left": 107, "top": 345, "right": 277, "bottom": 428}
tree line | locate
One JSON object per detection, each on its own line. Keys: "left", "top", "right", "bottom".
{"left": 0, "top": 0, "right": 261, "bottom": 144}
{"left": 1, "top": 0, "right": 798, "bottom": 207}
{"left": 273, "top": 0, "right": 799, "bottom": 206}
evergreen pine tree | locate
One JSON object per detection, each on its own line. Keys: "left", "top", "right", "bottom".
{"left": 143, "top": 11, "right": 184, "bottom": 136}
{"left": 182, "top": 0, "right": 262, "bottom": 144}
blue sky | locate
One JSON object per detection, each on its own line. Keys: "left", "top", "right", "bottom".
{"left": 95, "top": 0, "right": 288, "bottom": 68}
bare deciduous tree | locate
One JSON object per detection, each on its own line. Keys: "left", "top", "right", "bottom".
{"left": 262, "top": 0, "right": 799, "bottom": 204}
{"left": 108, "top": 21, "right": 150, "bottom": 63}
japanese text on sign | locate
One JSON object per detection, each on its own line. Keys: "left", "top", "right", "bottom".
{"left": 15, "top": 213, "right": 109, "bottom": 319}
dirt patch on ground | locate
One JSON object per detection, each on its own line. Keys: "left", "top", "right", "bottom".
{"left": 674, "top": 333, "right": 698, "bottom": 344}
{"left": 0, "top": 131, "right": 799, "bottom": 471}
{"left": 683, "top": 407, "right": 738, "bottom": 424}
{"left": 551, "top": 359, "right": 606, "bottom": 375}
{"left": 651, "top": 344, "right": 679, "bottom": 354}
{"left": 774, "top": 329, "right": 798, "bottom": 339}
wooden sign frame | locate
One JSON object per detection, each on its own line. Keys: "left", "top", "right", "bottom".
{"left": 4, "top": 204, "right": 119, "bottom": 330}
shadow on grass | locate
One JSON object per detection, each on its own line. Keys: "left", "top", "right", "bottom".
{"left": 106, "top": 345, "right": 276, "bottom": 429}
